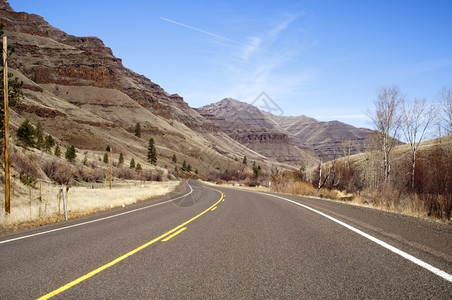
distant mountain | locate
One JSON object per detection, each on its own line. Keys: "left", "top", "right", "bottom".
{"left": 199, "top": 98, "right": 373, "bottom": 162}
{"left": 197, "top": 98, "right": 318, "bottom": 167}
{"left": 267, "top": 114, "right": 373, "bottom": 161}
{"left": 0, "top": 1, "right": 284, "bottom": 175}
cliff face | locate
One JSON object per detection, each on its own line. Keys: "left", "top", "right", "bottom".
{"left": 0, "top": 1, "right": 284, "bottom": 175}
{"left": 199, "top": 98, "right": 374, "bottom": 163}
{"left": 0, "top": 3, "right": 211, "bottom": 130}
{"left": 197, "top": 102, "right": 318, "bottom": 167}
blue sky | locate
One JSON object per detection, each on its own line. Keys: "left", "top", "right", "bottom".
{"left": 8, "top": 0, "right": 452, "bottom": 129}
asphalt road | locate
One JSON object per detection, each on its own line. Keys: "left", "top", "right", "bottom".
{"left": 0, "top": 180, "right": 451, "bottom": 299}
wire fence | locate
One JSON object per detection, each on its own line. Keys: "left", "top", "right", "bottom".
{"left": 0, "top": 179, "right": 178, "bottom": 228}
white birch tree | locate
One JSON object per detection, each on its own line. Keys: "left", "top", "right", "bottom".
{"left": 439, "top": 87, "right": 452, "bottom": 135}
{"left": 369, "top": 86, "right": 403, "bottom": 183}
{"left": 401, "top": 98, "right": 435, "bottom": 190}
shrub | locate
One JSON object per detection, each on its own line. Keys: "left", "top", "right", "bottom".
{"left": 11, "top": 151, "right": 42, "bottom": 182}
{"left": 74, "top": 165, "right": 96, "bottom": 183}
{"left": 42, "top": 159, "right": 73, "bottom": 185}
{"left": 114, "top": 166, "right": 135, "bottom": 180}
{"left": 141, "top": 170, "right": 163, "bottom": 182}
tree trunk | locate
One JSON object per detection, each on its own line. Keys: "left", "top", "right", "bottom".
{"left": 411, "top": 148, "right": 416, "bottom": 191}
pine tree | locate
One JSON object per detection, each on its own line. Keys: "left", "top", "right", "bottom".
{"left": 103, "top": 153, "right": 109, "bottom": 164}
{"left": 135, "top": 163, "right": 142, "bottom": 171}
{"left": 253, "top": 164, "right": 261, "bottom": 178}
{"left": 35, "top": 121, "right": 44, "bottom": 150}
{"left": 147, "top": 138, "right": 157, "bottom": 165}
{"left": 129, "top": 158, "right": 136, "bottom": 169}
{"left": 54, "top": 144, "right": 61, "bottom": 157}
{"left": 44, "top": 134, "right": 55, "bottom": 153}
{"left": 182, "top": 160, "right": 187, "bottom": 171}
{"left": 118, "top": 152, "right": 124, "bottom": 165}
{"left": 134, "top": 122, "right": 141, "bottom": 138}
{"left": 172, "top": 154, "right": 177, "bottom": 163}
{"left": 16, "top": 119, "right": 35, "bottom": 148}
{"left": 243, "top": 156, "right": 247, "bottom": 165}
{"left": 106, "top": 145, "right": 111, "bottom": 152}
{"left": 65, "top": 145, "right": 76, "bottom": 162}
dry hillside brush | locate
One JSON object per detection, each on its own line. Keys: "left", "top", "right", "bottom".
{"left": 2, "top": 146, "right": 170, "bottom": 191}
{"left": 317, "top": 137, "right": 452, "bottom": 221}
{"left": 207, "top": 167, "right": 265, "bottom": 187}
{"left": 264, "top": 136, "right": 451, "bottom": 222}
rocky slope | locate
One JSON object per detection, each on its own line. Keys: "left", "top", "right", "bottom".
{"left": 199, "top": 98, "right": 373, "bottom": 162}
{"left": 0, "top": 0, "right": 282, "bottom": 175}
{"left": 197, "top": 105, "right": 317, "bottom": 168}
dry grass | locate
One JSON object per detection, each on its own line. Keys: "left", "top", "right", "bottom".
{"left": 0, "top": 180, "right": 179, "bottom": 231}
{"left": 211, "top": 177, "right": 451, "bottom": 224}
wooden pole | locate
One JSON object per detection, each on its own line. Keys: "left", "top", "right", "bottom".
{"left": 3, "top": 36, "right": 10, "bottom": 214}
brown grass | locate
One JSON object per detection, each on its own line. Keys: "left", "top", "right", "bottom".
{"left": 223, "top": 172, "right": 452, "bottom": 224}
{"left": 0, "top": 179, "right": 179, "bottom": 232}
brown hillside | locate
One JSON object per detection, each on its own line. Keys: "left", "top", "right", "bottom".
{"left": 0, "top": 1, "right": 283, "bottom": 176}
{"left": 198, "top": 98, "right": 318, "bottom": 167}
{"left": 199, "top": 98, "right": 373, "bottom": 163}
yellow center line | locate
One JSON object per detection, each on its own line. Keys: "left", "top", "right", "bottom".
{"left": 37, "top": 186, "right": 224, "bottom": 300}
{"left": 162, "top": 227, "right": 187, "bottom": 242}
{"left": 211, "top": 206, "right": 217, "bottom": 211}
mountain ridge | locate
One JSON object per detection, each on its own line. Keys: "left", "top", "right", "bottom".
{"left": 1, "top": 1, "right": 287, "bottom": 177}
{"left": 199, "top": 98, "right": 373, "bottom": 162}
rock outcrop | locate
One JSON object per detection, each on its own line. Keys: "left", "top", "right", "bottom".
{"left": 0, "top": 2, "right": 211, "bottom": 131}
{"left": 199, "top": 98, "right": 374, "bottom": 163}
{"left": 0, "top": 1, "right": 281, "bottom": 175}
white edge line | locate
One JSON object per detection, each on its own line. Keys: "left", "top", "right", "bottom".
{"left": 0, "top": 182, "right": 194, "bottom": 245}
{"left": 255, "top": 191, "right": 452, "bottom": 283}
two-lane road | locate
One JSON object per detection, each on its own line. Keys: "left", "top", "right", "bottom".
{"left": 1, "top": 181, "right": 451, "bottom": 299}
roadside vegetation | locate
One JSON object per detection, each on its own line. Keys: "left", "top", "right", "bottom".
{"left": 1, "top": 118, "right": 179, "bottom": 230}
{"left": 208, "top": 86, "right": 452, "bottom": 224}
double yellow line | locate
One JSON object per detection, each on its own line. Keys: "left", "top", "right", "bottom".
{"left": 38, "top": 187, "right": 224, "bottom": 300}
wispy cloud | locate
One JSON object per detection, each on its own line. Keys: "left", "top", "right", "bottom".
{"left": 160, "top": 17, "right": 251, "bottom": 49}
{"left": 161, "top": 14, "right": 316, "bottom": 110}
{"left": 269, "top": 14, "right": 298, "bottom": 40}
{"left": 220, "top": 14, "right": 318, "bottom": 104}
{"left": 241, "top": 36, "right": 262, "bottom": 61}
{"left": 238, "top": 14, "right": 298, "bottom": 62}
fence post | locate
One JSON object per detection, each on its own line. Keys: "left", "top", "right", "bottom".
{"left": 61, "top": 184, "right": 68, "bottom": 221}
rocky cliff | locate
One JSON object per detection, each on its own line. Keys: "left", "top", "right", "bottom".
{"left": 0, "top": 1, "right": 280, "bottom": 175}
{"left": 199, "top": 98, "right": 373, "bottom": 162}
{"left": 197, "top": 99, "right": 318, "bottom": 167}
{"left": 0, "top": 1, "right": 212, "bottom": 130}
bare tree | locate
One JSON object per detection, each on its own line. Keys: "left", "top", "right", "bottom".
{"left": 341, "top": 138, "right": 356, "bottom": 168}
{"left": 369, "top": 86, "right": 403, "bottom": 183}
{"left": 401, "top": 98, "right": 435, "bottom": 190}
{"left": 439, "top": 87, "right": 452, "bottom": 135}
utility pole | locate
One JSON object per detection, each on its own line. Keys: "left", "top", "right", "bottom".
{"left": 3, "top": 36, "right": 10, "bottom": 214}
